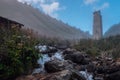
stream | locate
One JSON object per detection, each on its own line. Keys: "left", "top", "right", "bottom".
{"left": 33, "top": 45, "right": 93, "bottom": 80}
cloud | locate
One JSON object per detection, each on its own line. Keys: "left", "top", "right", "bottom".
{"left": 83, "top": 0, "right": 98, "bottom": 5}
{"left": 40, "top": 2, "right": 60, "bottom": 17}
{"left": 17, "top": 0, "right": 62, "bottom": 18}
{"left": 17, "top": 0, "right": 43, "bottom": 4}
{"left": 82, "top": 0, "right": 109, "bottom": 11}
{"left": 94, "top": 2, "right": 109, "bottom": 10}
{"left": 99, "top": 2, "right": 109, "bottom": 10}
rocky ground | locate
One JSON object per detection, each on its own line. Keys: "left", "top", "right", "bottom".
{"left": 16, "top": 45, "right": 120, "bottom": 80}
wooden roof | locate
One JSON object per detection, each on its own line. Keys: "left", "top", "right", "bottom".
{"left": 0, "top": 16, "right": 24, "bottom": 26}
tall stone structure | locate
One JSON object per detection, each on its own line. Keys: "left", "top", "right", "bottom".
{"left": 93, "top": 10, "right": 103, "bottom": 40}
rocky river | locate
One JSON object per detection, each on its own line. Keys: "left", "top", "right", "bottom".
{"left": 16, "top": 45, "right": 120, "bottom": 80}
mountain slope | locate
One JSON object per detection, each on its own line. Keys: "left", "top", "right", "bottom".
{"left": 0, "top": 0, "right": 89, "bottom": 40}
{"left": 104, "top": 23, "right": 120, "bottom": 37}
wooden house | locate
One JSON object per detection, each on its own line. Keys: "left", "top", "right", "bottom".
{"left": 0, "top": 16, "right": 24, "bottom": 30}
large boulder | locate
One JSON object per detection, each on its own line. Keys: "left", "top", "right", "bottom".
{"left": 56, "top": 45, "right": 68, "bottom": 50}
{"left": 62, "top": 48, "right": 76, "bottom": 55}
{"left": 16, "top": 75, "right": 36, "bottom": 80}
{"left": 93, "top": 57, "right": 120, "bottom": 80}
{"left": 16, "top": 70, "right": 86, "bottom": 80}
{"left": 82, "top": 57, "right": 91, "bottom": 65}
{"left": 64, "top": 51, "right": 84, "bottom": 64}
{"left": 86, "top": 63, "right": 96, "bottom": 73}
{"left": 104, "top": 71, "right": 120, "bottom": 80}
{"left": 63, "top": 49, "right": 91, "bottom": 65}
{"left": 95, "top": 61, "right": 120, "bottom": 74}
{"left": 44, "top": 59, "right": 74, "bottom": 73}
{"left": 103, "top": 62, "right": 120, "bottom": 80}
{"left": 43, "top": 70, "right": 86, "bottom": 80}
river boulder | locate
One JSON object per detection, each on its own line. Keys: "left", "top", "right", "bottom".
{"left": 64, "top": 51, "right": 84, "bottom": 64}
{"left": 43, "top": 70, "right": 86, "bottom": 80}
{"left": 62, "top": 48, "right": 76, "bottom": 55}
{"left": 44, "top": 59, "right": 74, "bottom": 73}
{"left": 104, "top": 71, "right": 120, "bottom": 80}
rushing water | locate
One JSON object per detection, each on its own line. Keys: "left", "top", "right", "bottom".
{"left": 32, "top": 54, "right": 50, "bottom": 74}
{"left": 35, "top": 45, "right": 48, "bottom": 52}
{"left": 33, "top": 45, "right": 64, "bottom": 74}
{"left": 80, "top": 70, "right": 93, "bottom": 80}
{"left": 51, "top": 51, "right": 64, "bottom": 60}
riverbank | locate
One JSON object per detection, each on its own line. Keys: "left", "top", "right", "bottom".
{"left": 16, "top": 45, "right": 120, "bottom": 80}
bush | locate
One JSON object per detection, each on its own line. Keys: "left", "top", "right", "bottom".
{"left": 0, "top": 26, "right": 40, "bottom": 80}
{"left": 86, "top": 47, "right": 100, "bottom": 57}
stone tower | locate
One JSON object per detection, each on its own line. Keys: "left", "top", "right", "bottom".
{"left": 93, "top": 10, "right": 103, "bottom": 40}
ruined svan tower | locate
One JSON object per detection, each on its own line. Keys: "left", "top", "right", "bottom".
{"left": 0, "top": 16, "right": 23, "bottom": 30}
{"left": 93, "top": 10, "right": 103, "bottom": 40}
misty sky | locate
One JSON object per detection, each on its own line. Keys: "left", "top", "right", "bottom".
{"left": 17, "top": 0, "right": 120, "bottom": 34}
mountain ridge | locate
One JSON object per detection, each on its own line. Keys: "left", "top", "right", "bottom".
{"left": 0, "top": 0, "right": 90, "bottom": 40}
{"left": 104, "top": 23, "right": 120, "bottom": 37}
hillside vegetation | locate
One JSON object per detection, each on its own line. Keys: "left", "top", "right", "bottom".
{"left": 74, "top": 35, "right": 120, "bottom": 58}
{"left": 0, "top": 25, "right": 40, "bottom": 80}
